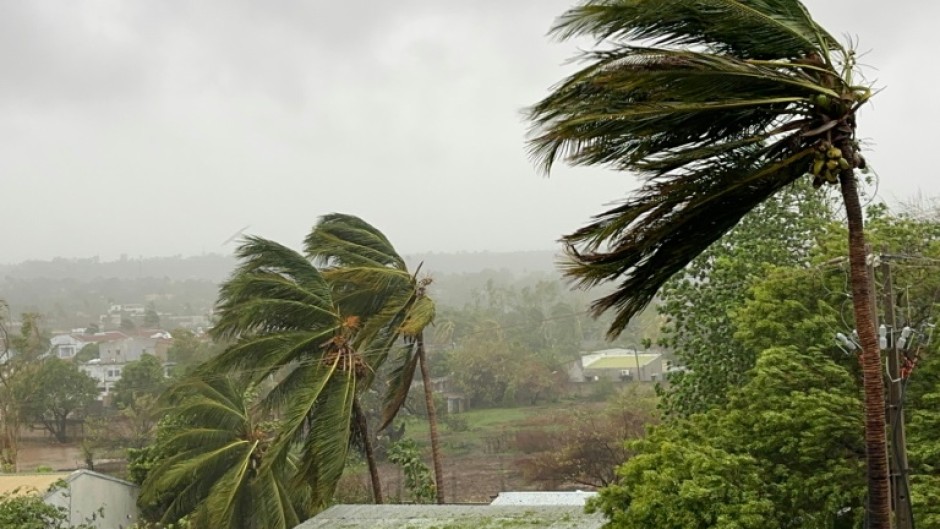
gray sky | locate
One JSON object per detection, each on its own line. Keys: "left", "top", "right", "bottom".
{"left": 0, "top": 0, "right": 935, "bottom": 263}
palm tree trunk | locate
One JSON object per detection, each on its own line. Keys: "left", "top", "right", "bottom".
{"left": 839, "top": 168, "right": 890, "bottom": 528}
{"left": 417, "top": 334, "right": 445, "bottom": 504}
{"left": 352, "top": 398, "right": 383, "bottom": 504}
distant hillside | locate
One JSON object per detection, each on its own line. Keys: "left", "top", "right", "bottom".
{"left": 0, "top": 250, "right": 561, "bottom": 283}
{"left": 404, "top": 250, "right": 560, "bottom": 275}
{"left": 0, "top": 251, "right": 566, "bottom": 326}
{"left": 0, "top": 254, "right": 237, "bottom": 283}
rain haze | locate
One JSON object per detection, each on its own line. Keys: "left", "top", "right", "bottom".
{"left": 0, "top": 0, "right": 936, "bottom": 263}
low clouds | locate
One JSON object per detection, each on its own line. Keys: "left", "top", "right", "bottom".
{"left": 0, "top": 0, "right": 936, "bottom": 262}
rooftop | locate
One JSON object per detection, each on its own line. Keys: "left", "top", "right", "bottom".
{"left": 490, "top": 491, "right": 597, "bottom": 506}
{"left": 584, "top": 354, "right": 659, "bottom": 370}
{"left": 295, "top": 504, "right": 604, "bottom": 529}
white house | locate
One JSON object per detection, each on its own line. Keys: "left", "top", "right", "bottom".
{"left": 49, "top": 334, "right": 93, "bottom": 360}
{"left": 79, "top": 360, "right": 126, "bottom": 401}
{"left": 98, "top": 332, "right": 172, "bottom": 363}
{"left": 48, "top": 332, "right": 128, "bottom": 361}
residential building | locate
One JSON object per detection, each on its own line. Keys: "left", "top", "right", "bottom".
{"left": 79, "top": 360, "right": 126, "bottom": 401}
{"left": 567, "top": 348, "right": 665, "bottom": 383}
{"left": 48, "top": 332, "right": 128, "bottom": 361}
{"left": 412, "top": 375, "right": 468, "bottom": 414}
{"left": 98, "top": 331, "right": 172, "bottom": 363}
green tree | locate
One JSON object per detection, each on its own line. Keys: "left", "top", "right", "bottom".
{"left": 591, "top": 347, "right": 865, "bottom": 529}
{"left": 448, "top": 326, "right": 559, "bottom": 407}
{"left": 527, "top": 1, "right": 886, "bottom": 522}
{"left": 304, "top": 214, "right": 445, "bottom": 503}
{"left": 656, "top": 183, "right": 832, "bottom": 415}
{"left": 137, "top": 376, "right": 305, "bottom": 529}
{"left": 19, "top": 358, "right": 97, "bottom": 443}
{"left": 143, "top": 303, "right": 160, "bottom": 329}
{"left": 73, "top": 343, "right": 99, "bottom": 363}
{"left": 110, "top": 354, "right": 166, "bottom": 410}
{"left": 205, "top": 236, "right": 381, "bottom": 509}
{"left": 908, "top": 389, "right": 940, "bottom": 526}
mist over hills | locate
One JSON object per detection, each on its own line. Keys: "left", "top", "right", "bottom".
{"left": 0, "top": 250, "right": 566, "bottom": 329}
{"left": 0, "top": 250, "right": 560, "bottom": 282}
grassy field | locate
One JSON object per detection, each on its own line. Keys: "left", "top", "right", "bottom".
{"left": 342, "top": 384, "right": 661, "bottom": 503}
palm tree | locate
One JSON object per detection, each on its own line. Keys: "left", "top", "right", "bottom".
{"left": 138, "top": 375, "right": 306, "bottom": 529}
{"left": 304, "top": 214, "right": 445, "bottom": 503}
{"left": 206, "top": 236, "right": 382, "bottom": 509}
{"left": 527, "top": 1, "right": 886, "bottom": 525}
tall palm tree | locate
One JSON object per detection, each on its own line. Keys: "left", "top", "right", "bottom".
{"left": 207, "top": 236, "right": 382, "bottom": 509}
{"left": 527, "top": 1, "right": 886, "bottom": 525}
{"left": 304, "top": 214, "right": 445, "bottom": 503}
{"left": 138, "top": 375, "right": 306, "bottom": 529}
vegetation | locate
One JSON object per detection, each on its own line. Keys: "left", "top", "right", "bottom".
{"left": 386, "top": 439, "right": 436, "bottom": 504}
{"left": 19, "top": 358, "right": 98, "bottom": 443}
{"left": 590, "top": 347, "right": 865, "bottom": 529}
{"left": 528, "top": 0, "right": 888, "bottom": 523}
{"left": 305, "top": 214, "right": 445, "bottom": 503}
{"left": 137, "top": 376, "right": 303, "bottom": 529}
{"left": 0, "top": 487, "right": 96, "bottom": 529}
{"left": 110, "top": 354, "right": 166, "bottom": 410}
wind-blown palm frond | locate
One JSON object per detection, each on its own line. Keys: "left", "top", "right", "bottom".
{"left": 305, "top": 214, "right": 435, "bottom": 420}
{"left": 551, "top": 0, "right": 843, "bottom": 61}
{"left": 529, "top": 0, "right": 868, "bottom": 337}
{"left": 139, "top": 376, "right": 303, "bottom": 529}
{"left": 305, "top": 214, "right": 446, "bottom": 503}
{"left": 206, "top": 236, "right": 371, "bottom": 510}
{"left": 305, "top": 213, "right": 406, "bottom": 270}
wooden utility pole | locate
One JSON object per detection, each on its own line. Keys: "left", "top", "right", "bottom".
{"left": 881, "top": 256, "right": 912, "bottom": 529}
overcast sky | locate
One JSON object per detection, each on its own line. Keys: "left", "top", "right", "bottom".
{"left": 0, "top": 0, "right": 935, "bottom": 263}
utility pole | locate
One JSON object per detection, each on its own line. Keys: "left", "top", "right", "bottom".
{"left": 881, "top": 256, "right": 912, "bottom": 529}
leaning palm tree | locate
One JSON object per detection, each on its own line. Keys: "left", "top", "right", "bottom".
{"left": 527, "top": 1, "right": 886, "bottom": 525}
{"left": 304, "top": 214, "right": 444, "bottom": 503}
{"left": 138, "top": 375, "right": 306, "bottom": 529}
{"left": 206, "top": 236, "right": 382, "bottom": 509}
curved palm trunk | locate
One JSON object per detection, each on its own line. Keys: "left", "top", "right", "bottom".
{"left": 352, "top": 398, "right": 383, "bottom": 504}
{"left": 839, "top": 169, "right": 890, "bottom": 528}
{"left": 417, "top": 334, "right": 445, "bottom": 504}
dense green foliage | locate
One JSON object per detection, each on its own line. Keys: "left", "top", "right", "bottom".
{"left": 658, "top": 183, "right": 833, "bottom": 415}
{"left": 591, "top": 347, "right": 865, "bottom": 529}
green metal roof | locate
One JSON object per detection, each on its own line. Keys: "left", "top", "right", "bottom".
{"left": 295, "top": 505, "right": 604, "bottom": 529}
{"left": 585, "top": 354, "right": 659, "bottom": 370}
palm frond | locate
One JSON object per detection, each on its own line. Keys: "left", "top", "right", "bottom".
{"left": 201, "top": 329, "right": 335, "bottom": 381}
{"left": 379, "top": 343, "right": 420, "bottom": 430}
{"left": 529, "top": 47, "right": 833, "bottom": 174}
{"left": 305, "top": 213, "right": 405, "bottom": 270}
{"left": 400, "top": 297, "right": 436, "bottom": 337}
{"left": 552, "top": 0, "right": 843, "bottom": 60}
{"left": 203, "top": 440, "right": 259, "bottom": 528}
{"left": 561, "top": 145, "right": 813, "bottom": 337}
{"left": 292, "top": 373, "right": 357, "bottom": 510}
